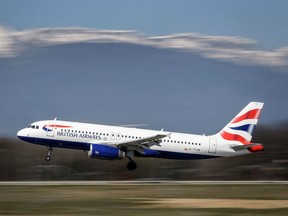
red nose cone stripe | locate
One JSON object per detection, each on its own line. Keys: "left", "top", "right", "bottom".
{"left": 231, "top": 109, "right": 261, "bottom": 124}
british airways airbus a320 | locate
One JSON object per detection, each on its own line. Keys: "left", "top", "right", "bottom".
{"left": 17, "top": 102, "right": 264, "bottom": 170}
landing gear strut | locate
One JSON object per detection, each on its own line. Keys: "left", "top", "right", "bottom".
{"left": 126, "top": 150, "right": 137, "bottom": 171}
{"left": 45, "top": 147, "right": 53, "bottom": 161}
{"left": 126, "top": 159, "right": 137, "bottom": 171}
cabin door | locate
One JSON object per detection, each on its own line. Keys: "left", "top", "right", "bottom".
{"left": 208, "top": 139, "right": 217, "bottom": 154}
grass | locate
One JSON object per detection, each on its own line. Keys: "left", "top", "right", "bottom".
{"left": 0, "top": 184, "right": 287, "bottom": 215}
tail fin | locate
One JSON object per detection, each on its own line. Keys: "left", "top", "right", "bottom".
{"left": 217, "top": 102, "right": 264, "bottom": 143}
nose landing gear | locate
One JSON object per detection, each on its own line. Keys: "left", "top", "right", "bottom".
{"left": 45, "top": 147, "right": 53, "bottom": 161}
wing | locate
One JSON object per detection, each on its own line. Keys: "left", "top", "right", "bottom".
{"left": 117, "top": 133, "right": 171, "bottom": 155}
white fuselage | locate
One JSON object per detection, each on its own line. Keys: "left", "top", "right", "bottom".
{"left": 17, "top": 120, "right": 247, "bottom": 160}
{"left": 17, "top": 102, "right": 264, "bottom": 170}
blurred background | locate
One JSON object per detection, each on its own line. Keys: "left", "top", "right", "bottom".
{"left": 0, "top": 0, "right": 288, "bottom": 180}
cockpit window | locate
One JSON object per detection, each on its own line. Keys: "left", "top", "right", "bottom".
{"left": 28, "top": 125, "right": 39, "bottom": 129}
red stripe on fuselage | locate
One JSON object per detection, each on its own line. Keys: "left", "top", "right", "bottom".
{"left": 45, "top": 124, "right": 72, "bottom": 128}
{"left": 231, "top": 109, "right": 261, "bottom": 124}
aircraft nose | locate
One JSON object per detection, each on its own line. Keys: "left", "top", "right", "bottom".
{"left": 17, "top": 129, "right": 24, "bottom": 137}
{"left": 17, "top": 128, "right": 28, "bottom": 139}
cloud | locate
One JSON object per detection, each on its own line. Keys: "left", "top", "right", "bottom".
{"left": 0, "top": 26, "right": 18, "bottom": 57}
{"left": 0, "top": 26, "right": 288, "bottom": 68}
{"left": 148, "top": 33, "right": 288, "bottom": 67}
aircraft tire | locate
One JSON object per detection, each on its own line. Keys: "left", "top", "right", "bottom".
{"left": 45, "top": 156, "right": 51, "bottom": 161}
{"left": 127, "top": 160, "right": 137, "bottom": 170}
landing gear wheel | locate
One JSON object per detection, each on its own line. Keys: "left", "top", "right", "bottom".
{"left": 45, "top": 147, "right": 53, "bottom": 161}
{"left": 127, "top": 160, "right": 137, "bottom": 171}
{"left": 45, "top": 156, "right": 51, "bottom": 161}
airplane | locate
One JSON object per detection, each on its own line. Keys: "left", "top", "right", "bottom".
{"left": 17, "top": 102, "right": 264, "bottom": 170}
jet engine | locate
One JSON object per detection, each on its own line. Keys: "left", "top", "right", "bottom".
{"left": 88, "top": 144, "right": 125, "bottom": 160}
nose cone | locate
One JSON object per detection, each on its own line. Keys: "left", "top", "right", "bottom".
{"left": 17, "top": 129, "right": 24, "bottom": 137}
{"left": 17, "top": 128, "right": 29, "bottom": 141}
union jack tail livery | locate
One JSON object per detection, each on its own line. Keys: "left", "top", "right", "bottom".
{"left": 214, "top": 102, "right": 264, "bottom": 152}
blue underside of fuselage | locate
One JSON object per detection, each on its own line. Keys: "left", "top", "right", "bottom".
{"left": 18, "top": 136, "right": 219, "bottom": 160}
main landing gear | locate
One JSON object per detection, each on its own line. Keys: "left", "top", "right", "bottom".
{"left": 126, "top": 151, "right": 137, "bottom": 171}
{"left": 45, "top": 147, "right": 53, "bottom": 161}
{"left": 126, "top": 158, "right": 137, "bottom": 171}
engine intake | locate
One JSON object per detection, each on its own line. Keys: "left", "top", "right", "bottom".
{"left": 88, "top": 144, "right": 125, "bottom": 160}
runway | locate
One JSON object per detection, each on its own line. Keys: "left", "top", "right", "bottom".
{"left": 1, "top": 181, "right": 287, "bottom": 215}
{"left": 0, "top": 180, "right": 287, "bottom": 185}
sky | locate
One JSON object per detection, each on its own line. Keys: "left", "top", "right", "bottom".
{"left": 0, "top": 0, "right": 288, "bottom": 49}
{"left": 0, "top": 0, "right": 288, "bottom": 137}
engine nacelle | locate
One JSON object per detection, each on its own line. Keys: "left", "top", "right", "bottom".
{"left": 88, "top": 144, "right": 125, "bottom": 160}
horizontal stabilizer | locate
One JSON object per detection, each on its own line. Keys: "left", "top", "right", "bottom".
{"left": 231, "top": 143, "right": 263, "bottom": 151}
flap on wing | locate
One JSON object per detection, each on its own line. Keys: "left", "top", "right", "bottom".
{"left": 231, "top": 143, "right": 263, "bottom": 151}
{"left": 117, "top": 133, "right": 171, "bottom": 149}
